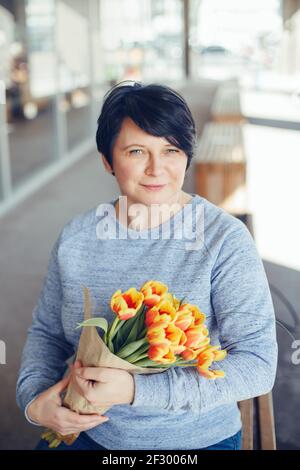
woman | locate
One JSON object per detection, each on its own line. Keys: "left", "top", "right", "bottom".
{"left": 16, "top": 81, "right": 278, "bottom": 451}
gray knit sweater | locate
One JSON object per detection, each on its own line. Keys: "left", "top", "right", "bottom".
{"left": 16, "top": 194, "right": 278, "bottom": 450}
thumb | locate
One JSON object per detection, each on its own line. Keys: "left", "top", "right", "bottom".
{"left": 50, "top": 373, "right": 71, "bottom": 395}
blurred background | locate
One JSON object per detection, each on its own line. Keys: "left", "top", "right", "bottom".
{"left": 0, "top": 0, "right": 299, "bottom": 450}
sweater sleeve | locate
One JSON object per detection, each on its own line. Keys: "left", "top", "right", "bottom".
{"left": 131, "top": 221, "right": 278, "bottom": 412}
{"left": 16, "top": 232, "right": 75, "bottom": 415}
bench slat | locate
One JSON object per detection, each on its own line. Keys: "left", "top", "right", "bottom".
{"left": 257, "top": 393, "right": 277, "bottom": 450}
{"left": 238, "top": 399, "right": 254, "bottom": 450}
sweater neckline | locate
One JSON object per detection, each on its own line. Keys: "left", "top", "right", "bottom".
{"left": 107, "top": 193, "right": 200, "bottom": 237}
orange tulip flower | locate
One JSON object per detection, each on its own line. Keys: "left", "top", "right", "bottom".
{"left": 148, "top": 343, "right": 177, "bottom": 364}
{"left": 164, "top": 323, "right": 187, "bottom": 354}
{"left": 184, "top": 325, "right": 209, "bottom": 349}
{"left": 198, "top": 369, "right": 226, "bottom": 379}
{"left": 110, "top": 287, "right": 144, "bottom": 320}
{"left": 140, "top": 280, "right": 168, "bottom": 307}
{"left": 162, "top": 292, "right": 180, "bottom": 310}
{"left": 174, "top": 309, "right": 194, "bottom": 331}
{"left": 178, "top": 303, "right": 206, "bottom": 327}
{"left": 180, "top": 337, "right": 210, "bottom": 361}
{"left": 145, "top": 299, "right": 177, "bottom": 327}
{"left": 147, "top": 319, "right": 171, "bottom": 345}
{"left": 196, "top": 345, "right": 227, "bottom": 379}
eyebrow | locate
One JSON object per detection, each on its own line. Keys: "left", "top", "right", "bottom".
{"left": 121, "top": 143, "right": 175, "bottom": 150}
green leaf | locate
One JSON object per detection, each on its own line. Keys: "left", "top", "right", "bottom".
{"left": 114, "top": 304, "right": 146, "bottom": 352}
{"left": 122, "top": 317, "right": 141, "bottom": 347}
{"left": 75, "top": 317, "right": 108, "bottom": 333}
{"left": 113, "top": 326, "right": 125, "bottom": 352}
{"left": 113, "top": 319, "right": 128, "bottom": 339}
{"left": 138, "top": 326, "right": 147, "bottom": 339}
{"left": 132, "top": 358, "right": 169, "bottom": 368}
{"left": 116, "top": 338, "right": 148, "bottom": 359}
{"left": 131, "top": 353, "right": 149, "bottom": 363}
{"left": 108, "top": 338, "right": 114, "bottom": 354}
{"left": 174, "top": 358, "right": 198, "bottom": 367}
{"left": 114, "top": 313, "right": 138, "bottom": 342}
{"left": 106, "top": 316, "right": 121, "bottom": 341}
{"left": 125, "top": 343, "right": 150, "bottom": 363}
{"left": 112, "top": 315, "right": 138, "bottom": 351}
{"left": 136, "top": 307, "right": 147, "bottom": 338}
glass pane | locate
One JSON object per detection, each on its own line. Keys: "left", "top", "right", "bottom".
{"left": 98, "top": 0, "right": 184, "bottom": 85}
{"left": 91, "top": 0, "right": 107, "bottom": 106}
{"left": 56, "top": 0, "right": 92, "bottom": 150}
{"left": 0, "top": 0, "right": 56, "bottom": 188}
{"left": 0, "top": 90, "right": 9, "bottom": 202}
{"left": 189, "top": 0, "right": 283, "bottom": 85}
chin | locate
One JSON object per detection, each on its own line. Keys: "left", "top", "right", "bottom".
{"left": 138, "top": 188, "right": 176, "bottom": 206}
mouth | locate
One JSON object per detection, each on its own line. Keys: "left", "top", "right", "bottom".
{"left": 140, "top": 184, "right": 166, "bottom": 191}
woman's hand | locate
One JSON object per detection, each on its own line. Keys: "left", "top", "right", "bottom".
{"left": 27, "top": 372, "right": 109, "bottom": 436}
{"left": 71, "top": 360, "right": 135, "bottom": 407}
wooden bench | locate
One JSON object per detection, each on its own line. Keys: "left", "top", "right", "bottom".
{"left": 235, "top": 213, "right": 276, "bottom": 450}
{"left": 211, "top": 80, "right": 246, "bottom": 124}
{"left": 194, "top": 122, "right": 247, "bottom": 215}
{"left": 238, "top": 393, "right": 276, "bottom": 450}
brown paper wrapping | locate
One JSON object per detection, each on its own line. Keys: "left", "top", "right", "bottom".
{"left": 63, "top": 286, "right": 168, "bottom": 415}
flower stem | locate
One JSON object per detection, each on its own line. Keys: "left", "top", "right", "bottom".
{"left": 107, "top": 316, "right": 120, "bottom": 339}
{"left": 131, "top": 353, "right": 149, "bottom": 363}
{"left": 138, "top": 326, "right": 147, "bottom": 339}
{"left": 107, "top": 316, "right": 124, "bottom": 351}
{"left": 174, "top": 361, "right": 198, "bottom": 367}
{"left": 104, "top": 316, "right": 119, "bottom": 353}
{"left": 131, "top": 357, "right": 178, "bottom": 367}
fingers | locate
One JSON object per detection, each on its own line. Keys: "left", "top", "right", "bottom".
{"left": 78, "top": 421, "right": 109, "bottom": 433}
{"left": 58, "top": 407, "right": 109, "bottom": 427}
{"left": 53, "top": 407, "right": 109, "bottom": 435}
{"left": 74, "top": 359, "right": 82, "bottom": 368}
{"left": 71, "top": 367, "right": 116, "bottom": 406}
{"left": 72, "top": 372, "right": 93, "bottom": 396}
{"left": 67, "top": 366, "right": 96, "bottom": 405}
{"left": 69, "top": 359, "right": 81, "bottom": 373}
{"left": 62, "top": 417, "right": 109, "bottom": 435}
{"left": 71, "top": 373, "right": 110, "bottom": 405}
{"left": 57, "top": 420, "right": 106, "bottom": 436}
{"left": 50, "top": 374, "right": 71, "bottom": 394}
{"left": 74, "top": 366, "right": 113, "bottom": 383}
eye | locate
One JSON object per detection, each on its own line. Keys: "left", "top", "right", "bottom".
{"left": 129, "top": 149, "right": 144, "bottom": 155}
{"left": 128, "top": 148, "right": 179, "bottom": 155}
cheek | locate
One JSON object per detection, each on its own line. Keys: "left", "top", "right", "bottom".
{"left": 168, "top": 160, "right": 187, "bottom": 180}
{"left": 116, "top": 160, "right": 143, "bottom": 185}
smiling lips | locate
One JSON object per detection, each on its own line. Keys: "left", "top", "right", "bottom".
{"left": 141, "top": 184, "right": 166, "bottom": 191}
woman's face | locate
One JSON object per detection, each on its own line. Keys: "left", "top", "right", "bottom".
{"left": 101, "top": 117, "right": 188, "bottom": 206}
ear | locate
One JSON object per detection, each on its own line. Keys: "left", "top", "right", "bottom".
{"left": 100, "top": 153, "right": 114, "bottom": 174}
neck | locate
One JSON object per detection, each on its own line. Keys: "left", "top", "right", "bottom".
{"left": 114, "top": 191, "right": 192, "bottom": 231}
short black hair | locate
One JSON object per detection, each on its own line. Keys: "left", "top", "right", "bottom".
{"left": 96, "top": 80, "right": 197, "bottom": 172}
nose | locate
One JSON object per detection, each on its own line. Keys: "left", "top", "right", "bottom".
{"left": 145, "top": 153, "right": 165, "bottom": 176}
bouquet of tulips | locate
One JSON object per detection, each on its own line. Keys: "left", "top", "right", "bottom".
{"left": 42, "top": 280, "right": 227, "bottom": 447}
